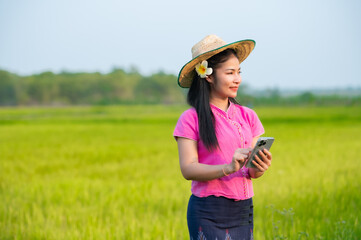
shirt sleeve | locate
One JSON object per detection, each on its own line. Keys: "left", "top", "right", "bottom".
{"left": 173, "top": 108, "right": 199, "bottom": 141}
{"left": 247, "top": 108, "right": 265, "bottom": 138}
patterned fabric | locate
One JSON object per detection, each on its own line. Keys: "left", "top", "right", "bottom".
{"left": 173, "top": 102, "right": 265, "bottom": 200}
{"left": 194, "top": 228, "right": 253, "bottom": 240}
{"left": 188, "top": 195, "right": 254, "bottom": 240}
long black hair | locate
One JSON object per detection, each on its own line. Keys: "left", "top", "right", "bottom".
{"left": 187, "top": 49, "right": 239, "bottom": 151}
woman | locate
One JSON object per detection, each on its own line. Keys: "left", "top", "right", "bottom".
{"left": 173, "top": 35, "right": 273, "bottom": 239}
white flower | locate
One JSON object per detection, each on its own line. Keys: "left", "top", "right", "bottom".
{"left": 195, "top": 60, "right": 213, "bottom": 78}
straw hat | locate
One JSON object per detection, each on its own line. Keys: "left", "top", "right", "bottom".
{"left": 178, "top": 35, "right": 256, "bottom": 88}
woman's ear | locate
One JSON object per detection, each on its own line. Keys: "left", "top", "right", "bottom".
{"left": 205, "top": 75, "right": 214, "bottom": 84}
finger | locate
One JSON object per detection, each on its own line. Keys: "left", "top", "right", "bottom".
{"left": 241, "top": 154, "right": 248, "bottom": 159}
{"left": 263, "top": 149, "right": 272, "bottom": 159}
{"left": 244, "top": 147, "right": 252, "bottom": 153}
{"left": 259, "top": 150, "right": 271, "bottom": 165}
{"left": 262, "top": 158, "right": 271, "bottom": 168}
{"left": 252, "top": 160, "right": 265, "bottom": 172}
{"left": 254, "top": 155, "right": 268, "bottom": 170}
{"left": 237, "top": 158, "right": 246, "bottom": 164}
{"left": 263, "top": 149, "right": 270, "bottom": 154}
{"left": 237, "top": 148, "right": 252, "bottom": 155}
{"left": 237, "top": 149, "right": 250, "bottom": 156}
{"left": 259, "top": 150, "right": 267, "bottom": 159}
{"left": 235, "top": 153, "right": 248, "bottom": 160}
{"left": 259, "top": 150, "right": 272, "bottom": 166}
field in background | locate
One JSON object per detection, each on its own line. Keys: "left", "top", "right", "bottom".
{"left": 0, "top": 105, "right": 360, "bottom": 239}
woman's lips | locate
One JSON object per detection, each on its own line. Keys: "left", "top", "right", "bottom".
{"left": 230, "top": 87, "right": 238, "bottom": 91}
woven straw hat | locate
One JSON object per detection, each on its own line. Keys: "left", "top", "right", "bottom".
{"left": 178, "top": 35, "right": 255, "bottom": 88}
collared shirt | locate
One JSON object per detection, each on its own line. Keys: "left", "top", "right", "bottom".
{"left": 173, "top": 102, "right": 265, "bottom": 200}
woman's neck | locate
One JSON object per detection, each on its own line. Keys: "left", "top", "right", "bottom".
{"left": 209, "top": 97, "right": 230, "bottom": 112}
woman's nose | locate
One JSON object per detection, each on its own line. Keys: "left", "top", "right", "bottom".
{"left": 234, "top": 73, "right": 242, "bottom": 84}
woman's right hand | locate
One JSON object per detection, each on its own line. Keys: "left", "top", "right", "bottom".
{"left": 225, "top": 148, "right": 252, "bottom": 174}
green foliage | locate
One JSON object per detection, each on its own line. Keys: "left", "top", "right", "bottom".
{"left": 0, "top": 70, "right": 19, "bottom": 105}
{"left": 1, "top": 69, "right": 360, "bottom": 106}
{"left": 237, "top": 89, "right": 361, "bottom": 107}
{"left": 0, "top": 105, "right": 361, "bottom": 239}
{"left": 0, "top": 69, "right": 185, "bottom": 106}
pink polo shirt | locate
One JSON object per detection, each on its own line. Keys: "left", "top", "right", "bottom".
{"left": 173, "top": 102, "right": 265, "bottom": 200}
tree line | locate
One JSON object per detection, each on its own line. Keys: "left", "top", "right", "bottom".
{"left": 0, "top": 69, "right": 360, "bottom": 106}
{"left": 0, "top": 68, "right": 185, "bottom": 106}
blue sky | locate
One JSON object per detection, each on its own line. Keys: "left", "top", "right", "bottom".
{"left": 1, "top": 0, "right": 360, "bottom": 90}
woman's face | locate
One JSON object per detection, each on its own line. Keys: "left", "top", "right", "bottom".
{"left": 206, "top": 54, "right": 242, "bottom": 100}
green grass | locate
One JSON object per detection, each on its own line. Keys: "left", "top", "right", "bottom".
{"left": 0, "top": 105, "right": 360, "bottom": 239}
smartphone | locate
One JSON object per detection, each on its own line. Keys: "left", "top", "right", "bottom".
{"left": 245, "top": 137, "right": 275, "bottom": 168}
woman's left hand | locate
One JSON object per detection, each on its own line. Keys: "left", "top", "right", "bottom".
{"left": 252, "top": 149, "right": 272, "bottom": 173}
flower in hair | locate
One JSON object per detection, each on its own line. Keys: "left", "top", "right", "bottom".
{"left": 195, "top": 60, "right": 213, "bottom": 78}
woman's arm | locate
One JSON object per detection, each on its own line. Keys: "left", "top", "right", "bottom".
{"left": 248, "top": 136, "right": 273, "bottom": 179}
{"left": 176, "top": 137, "right": 250, "bottom": 181}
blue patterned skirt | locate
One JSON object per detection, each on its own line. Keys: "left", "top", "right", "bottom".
{"left": 187, "top": 195, "right": 254, "bottom": 240}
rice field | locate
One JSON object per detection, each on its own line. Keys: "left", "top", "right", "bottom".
{"left": 0, "top": 105, "right": 360, "bottom": 239}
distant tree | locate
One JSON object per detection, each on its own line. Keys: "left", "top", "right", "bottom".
{"left": 299, "top": 92, "right": 315, "bottom": 104}
{"left": 0, "top": 70, "right": 18, "bottom": 105}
